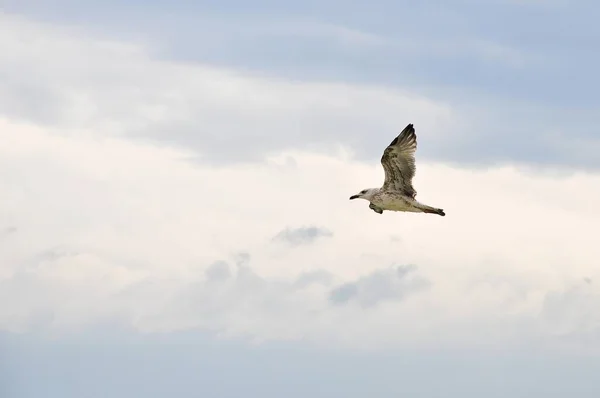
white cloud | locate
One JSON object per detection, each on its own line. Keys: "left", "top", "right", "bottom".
{"left": 0, "top": 11, "right": 458, "bottom": 164}
{"left": 2, "top": 115, "right": 600, "bottom": 352}
{"left": 1, "top": 12, "right": 600, "bottom": 353}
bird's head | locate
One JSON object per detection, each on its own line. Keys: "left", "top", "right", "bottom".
{"left": 349, "top": 188, "right": 378, "bottom": 201}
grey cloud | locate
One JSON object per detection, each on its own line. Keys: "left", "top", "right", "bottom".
{"left": 233, "top": 252, "right": 251, "bottom": 266}
{"left": 3, "top": 244, "right": 600, "bottom": 352}
{"left": 293, "top": 270, "right": 334, "bottom": 289}
{"left": 329, "top": 264, "right": 429, "bottom": 307}
{"left": 33, "top": 246, "right": 81, "bottom": 262}
{"left": 329, "top": 283, "right": 358, "bottom": 304}
{"left": 0, "top": 245, "right": 426, "bottom": 341}
{"left": 205, "top": 261, "right": 231, "bottom": 282}
{"left": 3, "top": 10, "right": 600, "bottom": 170}
{"left": 272, "top": 226, "right": 333, "bottom": 246}
{"left": 0, "top": 250, "right": 280, "bottom": 333}
{"left": 2, "top": 226, "right": 17, "bottom": 234}
{"left": 0, "top": 226, "right": 17, "bottom": 241}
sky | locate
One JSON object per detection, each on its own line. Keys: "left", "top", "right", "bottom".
{"left": 1, "top": 1, "right": 600, "bottom": 396}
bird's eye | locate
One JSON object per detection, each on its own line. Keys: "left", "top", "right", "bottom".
{"left": 361, "top": 190, "right": 366, "bottom": 194}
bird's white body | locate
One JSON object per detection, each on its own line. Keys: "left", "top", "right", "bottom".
{"left": 374, "top": 192, "right": 431, "bottom": 213}
{"left": 349, "top": 124, "right": 445, "bottom": 217}
{"left": 357, "top": 188, "right": 443, "bottom": 215}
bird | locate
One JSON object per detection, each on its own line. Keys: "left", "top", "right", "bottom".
{"left": 349, "top": 123, "right": 445, "bottom": 216}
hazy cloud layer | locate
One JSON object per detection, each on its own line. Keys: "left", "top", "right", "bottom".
{"left": 3, "top": 330, "right": 600, "bottom": 398}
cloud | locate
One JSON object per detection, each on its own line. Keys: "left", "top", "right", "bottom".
{"left": 3, "top": 10, "right": 600, "bottom": 170}
{"left": 272, "top": 226, "right": 333, "bottom": 246}
{"left": 1, "top": 12, "right": 600, "bottom": 354}
{"left": 1, "top": 113, "right": 600, "bottom": 352}
{"left": 0, "top": 11, "right": 457, "bottom": 166}
{"left": 329, "top": 264, "right": 429, "bottom": 307}
{"left": 2, "top": 6, "right": 600, "bottom": 398}
{"left": 204, "top": 261, "right": 232, "bottom": 282}
{"left": 0, "top": 226, "right": 17, "bottom": 241}
{"left": 293, "top": 270, "right": 334, "bottom": 289}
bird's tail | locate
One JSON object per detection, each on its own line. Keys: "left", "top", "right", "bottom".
{"left": 422, "top": 206, "right": 445, "bottom": 216}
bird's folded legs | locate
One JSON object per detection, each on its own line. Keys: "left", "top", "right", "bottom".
{"left": 369, "top": 202, "right": 383, "bottom": 214}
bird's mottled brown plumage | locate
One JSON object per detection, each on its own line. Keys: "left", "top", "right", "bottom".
{"left": 381, "top": 123, "right": 417, "bottom": 199}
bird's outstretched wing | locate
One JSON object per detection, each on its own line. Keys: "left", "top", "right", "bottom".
{"left": 380, "top": 123, "right": 418, "bottom": 198}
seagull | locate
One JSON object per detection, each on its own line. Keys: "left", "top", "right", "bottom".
{"left": 349, "top": 123, "right": 445, "bottom": 216}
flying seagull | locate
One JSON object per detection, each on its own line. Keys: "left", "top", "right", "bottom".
{"left": 349, "top": 123, "right": 445, "bottom": 216}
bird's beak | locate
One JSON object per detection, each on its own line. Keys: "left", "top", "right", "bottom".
{"left": 349, "top": 194, "right": 360, "bottom": 200}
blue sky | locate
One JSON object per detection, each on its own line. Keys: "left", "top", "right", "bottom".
{"left": 1, "top": 1, "right": 600, "bottom": 397}
{"left": 3, "top": 331, "right": 600, "bottom": 398}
